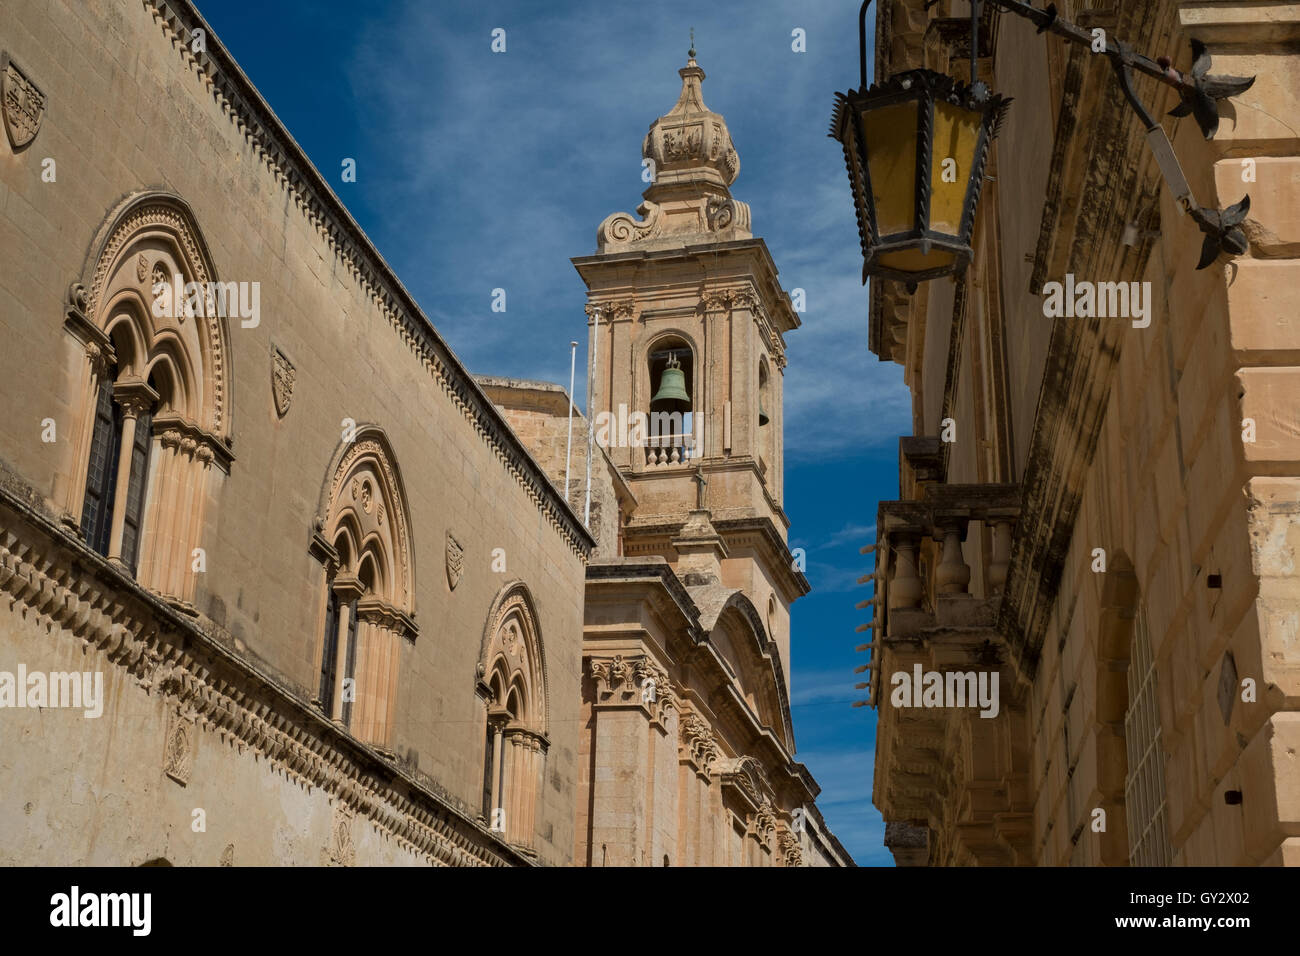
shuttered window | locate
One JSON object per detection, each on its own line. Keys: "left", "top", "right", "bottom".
{"left": 481, "top": 724, "right": 495, "bottom": 819}
{"left": 341, "top": 601, "right": 358, "bottom": 728}
{"left": 119, "top": 406, "right": 152, "bottom": 573}
{"left": 318, "top": 587, "right": 339, "bottom": 715}
{"left": 80, "top": 374, "right": 122, "bottom": 556}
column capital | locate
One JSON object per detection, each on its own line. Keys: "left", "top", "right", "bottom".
{"left": 112, "top": 378, "right": 158, "bottom": 417}
{"left": 331, "top": 574, "right": 364, "bottom": 603}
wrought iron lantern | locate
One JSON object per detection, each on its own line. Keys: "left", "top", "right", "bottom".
{"left": 831, "top": 69, "right": 1009, "bottom": 289}
{"left": 832, "top": 0, "right": 1256, "bottom": 294}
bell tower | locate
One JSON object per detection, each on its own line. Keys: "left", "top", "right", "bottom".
{"left": 572, "top": 47, "right": 807, "bottom": 677}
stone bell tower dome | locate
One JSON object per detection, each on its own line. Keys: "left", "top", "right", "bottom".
{"left": 597, "top": 48, "right": 752, "bottom": 252}
{"left": 643, "top": 49, "right": 740, "bottom": 190}
{"left": 574, "top": 46, "right": 808, "bottom": 680}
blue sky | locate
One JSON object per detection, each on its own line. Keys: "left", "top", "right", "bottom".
{"left": 197, "top": 0, "right": 909, "bottom": 866}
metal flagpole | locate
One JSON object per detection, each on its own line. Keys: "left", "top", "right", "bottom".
{"left": 565, "top": 340, "right": 578, "bottom": 501}
{"left": 584, "top": 309, "right": 600, "bottom": 528}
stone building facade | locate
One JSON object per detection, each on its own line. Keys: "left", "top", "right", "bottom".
{"left": 483, "top": 52, "right": 852, "bottom": 866}
{"left": 860, "top": 0, "right": 1299, "bottom": 865}
{"left": 0, "top": 0, "right": 848, "bottom": 866}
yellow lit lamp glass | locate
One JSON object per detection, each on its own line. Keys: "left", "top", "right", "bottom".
{"left": 832, "top": 70, "right": 1010, "bottom": 290}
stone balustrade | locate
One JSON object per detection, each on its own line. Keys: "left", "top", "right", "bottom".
{"left": 643, "top": 432, "right": 698, "bottom": 467}
{"left": 876, "top": 482, "right": 1019, "bottom": 605}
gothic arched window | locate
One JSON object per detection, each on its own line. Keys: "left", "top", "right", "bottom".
{"left": 310, "top": 427, "right": 417, "bottom": 751}
{"left": 477, "top": 583, "right": 548, "bottom": 849}
{"left": 65, "top": 192, "right": 233, "bottom": 598}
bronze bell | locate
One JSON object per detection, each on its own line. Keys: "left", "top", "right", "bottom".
{"left": 758, "top": 398, "right": 770, "bottom": 426}
{"left": 650, "top": 354, "right": 691, "bottom": 414}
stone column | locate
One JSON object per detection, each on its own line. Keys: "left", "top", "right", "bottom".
{"left": 136, "top": 428, "right": 179, "bottom": 590}
{"left": 106, "top": 380, "right": 157, "bottom": 568}
{"left": 329, "top": 576, "right": 363, "bottom": 724}
{"left": 352, "top": 599, "right": 404, "bottom": 749}
{"left": 488, "top": 715, "right": 506, "bottom": 830}
{"left": 164, "top": 437, "right": 197, "bottom": 598}
{"left": 178, "top": 443, "right": 214, "bottom": 604}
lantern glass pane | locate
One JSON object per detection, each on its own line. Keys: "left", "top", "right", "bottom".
{"left": 862, "top": 102, "right": 918, "bottom": 237}
{"left": 929, "top": 101, "right": 982, "bottom": 236}
{"left": 877, "top": 248, "right": 956, "bottom": 273}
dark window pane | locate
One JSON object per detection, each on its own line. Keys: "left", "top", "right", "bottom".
{"left": 318, "top": 588, "right": 338, "bottom": 714}
{"left": 482, "top": 725, "right": 494, "bottom": 817}
{"left": 80, "top": 373, "right": 122, "bottom": 557}
{"left": 120, "top": 407, "right": 152, "bottom": 573}
{"left": 342, "top": 601, "right": 358, "bottom": 728}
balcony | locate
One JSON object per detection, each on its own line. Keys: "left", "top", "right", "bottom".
{"left": 857, "top": 480, "right": 1034, "bottom": 864}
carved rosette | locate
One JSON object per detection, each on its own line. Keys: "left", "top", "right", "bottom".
{"left": 1, "top": 54, "right": 45, "bottom": 150}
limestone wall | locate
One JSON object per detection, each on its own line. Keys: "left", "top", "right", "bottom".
{"left": 0, "top": 0, "right": 589, "bottom": 864}
{"left": 871, "top": 0, "right": 1299, "bottom": 865}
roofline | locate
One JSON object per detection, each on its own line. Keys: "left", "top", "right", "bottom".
{"left": 152, "top": 0, "right": 593, "bottom": 557}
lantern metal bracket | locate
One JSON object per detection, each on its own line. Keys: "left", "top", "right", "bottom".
{"left": 1106, "top": 39, "right": 1250, "bottom": 268}
{"left": 853, "top": 0, "right": 1255, "bottom": 273}
{"left": 978, "top": 0, "right": 1255, "bottom": 266}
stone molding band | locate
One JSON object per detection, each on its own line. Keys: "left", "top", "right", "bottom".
{"left": 0, "top": 473, "right": 526, "bottom": 868}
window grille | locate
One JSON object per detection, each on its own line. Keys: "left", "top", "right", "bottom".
{"left": 1124, "top": 604, "right": 1174, "bottom": 866}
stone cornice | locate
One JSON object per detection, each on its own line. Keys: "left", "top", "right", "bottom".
{"left": 623, "top": 515, "right": 810, "bottom": 599}
{"left": 572, "top": 238, "right": 802, "bottom": 335}
{"left": 585, "top": 560, "right": 704, "bottom": 640}
{"left": 996, "top": 1, "right": 1165, "bottom": 678}
{"left": 0, "top": 472, "right": 527, "bottom": 867}
{"left": 143, "top": 0, "right": 592, "bottom": 561}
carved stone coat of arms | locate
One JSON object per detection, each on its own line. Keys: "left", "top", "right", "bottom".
{"left": 1, "top": 54, "right": 44, "bottom": 150}
{"left": 446, "top": 532, "right": 464, "bottom": 590}
{"left": 272, "top": 347, "right": 295, "bottom": 418}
